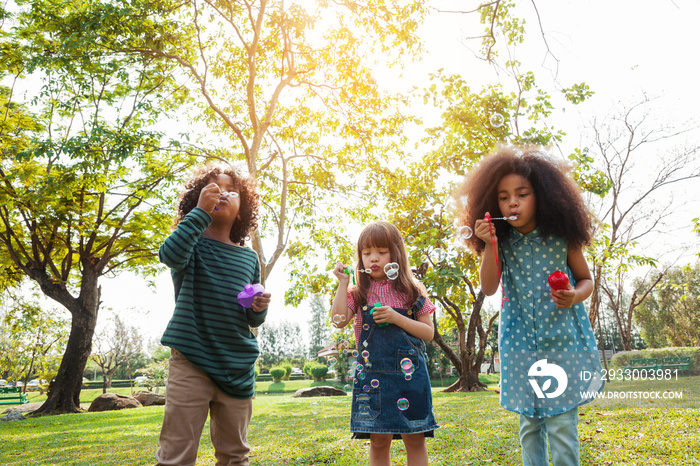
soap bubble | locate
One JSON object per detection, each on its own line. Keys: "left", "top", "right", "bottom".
{"left": 430, "top": 248, "right": 447, "bottom": 263}
{"left": 356, "top": 364, "right": 364, "bottom": 372}
{"left": 328, "top": 357, "right": 337, "bottom": 365}
{"left": 406, "top": 235, "right": 415, "bottom": 244}
{"left": 404, "top": 373, "right": 413, "bottom": 381}
{"left": 371, "top": 379, "right": 379, "bottom": 388}
{"left": 357, "top": 372, "right": 366, "bottom": 380}
{"left": 361, "top": 350, "right": 369, "bottom": 359}
{"left": 397, "top": 398, "right": 410, "bottom": 411}
{"left": 363, "top": 385, "right": 370, "bottom": 392}
{"left": 384, "top": 262, "right": 400, "bottom": 280}
{"left": 352, "top": 350, "right": 359, "bottom": 357}
{"left": 455, "top": 225, "right": 473, "bottom": 241}
{"left": 400, "top": 358, "right": 414, "bottom": 374}
{"left": 489, "top": 112, "right": 505, "bottom": 128}
{"left": 343, "top": 384, "right": 351, "bottom": 391}
{"left": 332, "top": 315, "right": 343, "bottom": 324}
{"left": 363, "top": 324, "right": 369, "bottom": 331}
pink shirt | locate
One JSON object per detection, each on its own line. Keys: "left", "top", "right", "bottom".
{"left": 346, "top": 279, "right": 436, "bottom": 344}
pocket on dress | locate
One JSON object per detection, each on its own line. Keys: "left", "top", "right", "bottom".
{"left": 352, "top": 389, "right": 381, "bottom": 421}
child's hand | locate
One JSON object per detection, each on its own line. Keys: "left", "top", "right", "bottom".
{"left": 332, "top": 262, "right": 351, "bottom": 283}
{"left": 474, "top": 212, "right": 496, "bottom": 244}
{"left": 551, "top": 287, "right": 576, "bottom": 309}
{"left": 197, "top": 182, "right": 223, "bottom": 214}
{"left": 252, "top": 292, "right": 271, "bottom": 313}
{"left": 371, "top": 305, "right": 399, "bottom": 326}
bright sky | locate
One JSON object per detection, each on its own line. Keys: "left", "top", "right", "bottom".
{"left": 98, "top": 0, "right": 700, "bottom": 345}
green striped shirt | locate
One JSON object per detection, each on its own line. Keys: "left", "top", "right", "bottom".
{"left": 159, "top": 207, "right": 266, "bottom": 399}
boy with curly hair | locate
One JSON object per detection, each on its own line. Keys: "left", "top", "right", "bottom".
{"left": 156, "top": 165, "right": 271, "bottom": 466}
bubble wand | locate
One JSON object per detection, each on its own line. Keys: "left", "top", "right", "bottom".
{"left": 485, "top": 214, "right": 508, "bottom": 303}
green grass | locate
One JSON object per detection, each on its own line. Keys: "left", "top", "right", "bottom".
{"left": 1, "top": 376, "right": 699, "bottom": 465}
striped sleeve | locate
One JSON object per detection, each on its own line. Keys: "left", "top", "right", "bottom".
{"left": 159, "top": 208, "right": 212, "bottom": 271}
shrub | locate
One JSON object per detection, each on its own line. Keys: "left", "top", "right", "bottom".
{"left": 269, "top": 367, "right": 286, "bottom": 383}
{"left": 281, "top": 363, "right": 293, "bottom": 380}
{"left": 304, "top": 362, "right": 328, "bottom": 382}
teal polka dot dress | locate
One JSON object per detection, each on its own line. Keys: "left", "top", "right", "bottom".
{"left": 498, "top": 228, "right": 604, "bottom": 418}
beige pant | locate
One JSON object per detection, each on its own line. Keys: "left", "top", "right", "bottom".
{"left": 156, "top": 349, "right": 253, "bottom": 466}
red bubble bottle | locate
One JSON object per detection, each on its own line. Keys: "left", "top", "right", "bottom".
{"left": 548, "top": 271, "right": 570, "bottom": 291}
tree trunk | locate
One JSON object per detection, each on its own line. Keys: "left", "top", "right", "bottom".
{"left": 34, "top": 271, "right": 101, "bottom": 415}
{"left": 443, "top": 368, "right": 486, "bottom": 392}
{"left": 432, "top": 322, "right": 487, "bottom": 393}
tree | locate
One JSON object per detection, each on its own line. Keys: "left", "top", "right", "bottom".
{"left": 0, "top": 292, "right": 69, "bottom": 391}
{"left": 281, "top": 2, "right": 594, "bottom": 392}
{"left": 635, "top": 263, "right": 700, "bottom": 348}
{"left": 582, "top": 99, "right": 700, "bottom": 350}
{"left": 0, "top": 1, "right": 194, "bottom": 413}
{"left": 307, "top": 294, "right": 330, "bottom": 358}
{"left": 257, "top": 320, "right": 305, "bottom": 366}
{"left": 90, "top": 313, "right": 144, "bottom": 393}
{"left": 123, "top": 0, "right": 427, "bottom": 284}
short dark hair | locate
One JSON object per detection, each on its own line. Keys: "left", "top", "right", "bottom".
{"left": 176, "top": 165, "right": 260, "bottom": 245}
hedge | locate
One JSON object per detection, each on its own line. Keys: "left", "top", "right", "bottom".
{"left": 608, "top": 347, "right": 700, "bottom": 375}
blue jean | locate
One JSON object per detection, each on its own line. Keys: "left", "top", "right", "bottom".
{"left": 519, "top": 408, "right": 579, "bottom": 466}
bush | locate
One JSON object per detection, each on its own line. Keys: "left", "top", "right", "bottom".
{"left": 269, "top": 367, "right": 286, "bottom": 383}
{"left": 303, "top": 362, "right": 328, "bottom": 382}
{"left": 281, "top": 363, "right": 293, "bottom": 380}
{"left": 609, "top": 347, "right": 700, "bottom": 375}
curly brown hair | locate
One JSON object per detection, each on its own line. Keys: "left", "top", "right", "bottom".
{"left": 454, "top": 147, "right": 594, "bottom": 254}
{"left": 176, "top": 165, "right": 260, "bottom": 245}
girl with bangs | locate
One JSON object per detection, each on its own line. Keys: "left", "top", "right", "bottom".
{"left": 331, "top": 221, "right": 439, "bottom": 466}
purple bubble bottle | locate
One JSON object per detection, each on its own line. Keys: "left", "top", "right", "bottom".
{"left": 237, "top": 283, "right": 265, "bottom": 307}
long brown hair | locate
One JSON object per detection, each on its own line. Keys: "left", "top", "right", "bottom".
{"left": 351, "top": 221, "right": 426, "bottom": 307}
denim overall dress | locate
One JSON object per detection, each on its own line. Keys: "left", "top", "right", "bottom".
{"left": 350, "top": 297, "right": 439, "bottom": 439}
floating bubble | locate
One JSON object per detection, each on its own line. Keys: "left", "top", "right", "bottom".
{"left": 363, "top": 385, "right": 370, "bottom": 392}
{"left": 455, "top": 225, "right": 473, "bottom": 241}
{"left": 333, "top": 315, "right": 343, "bottom": 324}
{"left": 352, "top": 350, "right": 359, "bottom": 357}
{"left": 371, "top": 379, "right": 379, "bottom": 388}
{"left": 408, "top": 349, "right": 415, "bottom": 356}
{"left": 343, "top": 384, "right": 351, "bottom": 391}
{"left": 361, "top": 350, "right": 369, "bottom": 359}
{"left": 328, "top": 357, "right": 337, "bottom": 365}
{"left": 405, "top": 373, "right": 413, "bottom": 381}
{"left": 357, "top": 372, "right": 366, "bottom": 380}
{"left": 406, "top": 235, "right": 415, "bottom": 244}
{"left": 397, "top": 398, "right": 410, "bottom": 411}
{"left": 356, "top": 364, "right": 364, "bottom": 372}
{"left": 384, "top": 262, "right": 399, "bottom": 273}
{"left": 362, "top": 324, "right": 369, "bottom": 331}
{"left": 430, "top": 248, "right": 447, "bottom": 263}
{"left": 489, "top": 112, "right": 505, "bottom": 128}
{"left": 400, "top": 358, "right": 414, "bottom": 374}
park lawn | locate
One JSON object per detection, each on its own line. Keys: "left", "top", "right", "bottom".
{"left": 0, "top": 376, "right": 697, "bottom": 465}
